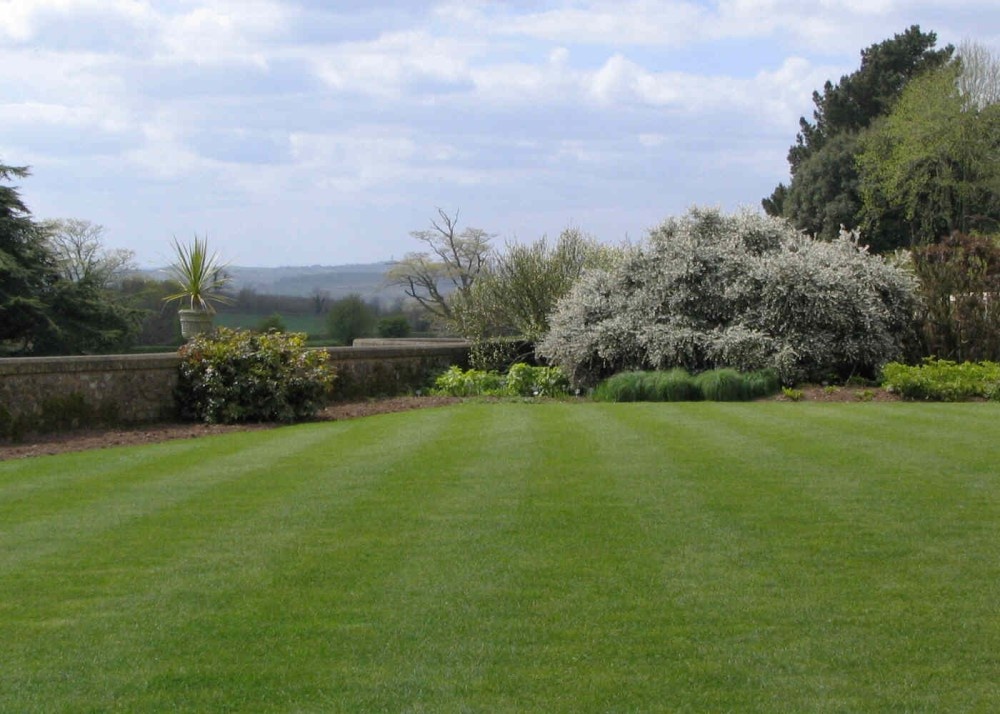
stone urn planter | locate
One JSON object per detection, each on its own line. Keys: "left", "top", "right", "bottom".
{"left": 178, "top": 308, "right": 214, "bottom": 339}
{"left": 163, "top": 234, "right": 232, "bottom": 341}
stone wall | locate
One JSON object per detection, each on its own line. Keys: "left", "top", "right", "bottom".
{"left": 326, "top": 343, "right": 468, "bottom": 400}
{"left": 0, "top": 343, "right": 468, "bottom": 437}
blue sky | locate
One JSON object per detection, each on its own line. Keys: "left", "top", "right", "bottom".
{"left": 2, "top": 0, "right": 998, "bottom": 267}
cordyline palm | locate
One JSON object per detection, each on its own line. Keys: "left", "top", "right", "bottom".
{"left": 163, "top": 235, "right": 233, "bottom": 313}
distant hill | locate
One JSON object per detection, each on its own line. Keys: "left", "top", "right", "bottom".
{"left": 142, "top": 262, "right": 411, "bottom": 304}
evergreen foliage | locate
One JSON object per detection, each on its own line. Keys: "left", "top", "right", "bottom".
{"left": 0, "top": 163, "right": 141, "bottom": 355}
{"left": 326, "top": 294, "right": 376, "bottom": 345}
{"left": 176, "top": 328, "right": 336, "bottom": 424}
{"left": 764, "top": 26, "right": 953, "bottom": 249}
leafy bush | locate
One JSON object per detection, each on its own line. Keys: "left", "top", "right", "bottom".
{"left": 431, "top": 365, "right": 505, "bottom": 397}
{"left": 538, "top": 207, "right": 920, "bottom": 386}
{"left": 593, "top": 368, "right": 779, "bottom": 402}
{"left": 468, "top": 337, "right": 536, "bottom": 372}
{"left": 431, "top": 363, "right": 569, "bottom": 398}
{"left": 911, "top": 232, "right": 1000, "bottom": 362}
{"left": 377, "top": 316, "right": 411, "bottom": 338}
{"left": 782, "top": 387, "right": 805, "bottom": 402}
{"left": 882, "top": 358, "right": 1000, "bottom": 401}
{"left": 255, "top": 313, "right": 287, "bottom": 333}
{"left": 327, "top": 294, "right": 376, "bottom": 345}
{"left": 177, "top": 327, "right": 337, "bottom": 424}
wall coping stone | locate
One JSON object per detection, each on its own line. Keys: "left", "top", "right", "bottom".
{"left": 0, "top": 353, "right": 181, "bottom": 376}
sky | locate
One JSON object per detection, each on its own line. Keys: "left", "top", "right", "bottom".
{"left": 2, "top": 1, "right": 998, "bottom": 268}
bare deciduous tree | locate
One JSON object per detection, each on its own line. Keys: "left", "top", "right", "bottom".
{"left": 42, "top": 218, "right": 136, "bottom": 288}
{"left": 958, "top": 41, "right": 1000, "bottom": 110}
{"left": 386, "top": 208, "right": 494, "bottom": 322}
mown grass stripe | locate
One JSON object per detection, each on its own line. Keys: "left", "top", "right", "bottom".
{"left": 2, "top": 402, "right": 1000, "bottom": 711}
{"left": 596, "top": 402, "right": 1000, "bottom": 709}
{"left": 0, "top": 407, "right": 473, "bottom": 711}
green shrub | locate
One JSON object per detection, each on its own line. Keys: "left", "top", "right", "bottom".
{"left": 505, "top": 363, "right": 569, "bottom": 397}
{"left": 594, "top": 368, "right": 780, "bottom": 402}
{"left": 431, "top": 363, "right": 569, "bottom": 398}
{"left": 376, "top": 316, "right": 411, "bottom": 338}
{"left": 431, "top": 366, "right": 504, "bottom": 397}
{"left": 327, "top": 294, "right": 376, "bottom": 345}
{"left": 468, "top": 338, "right": 536, "bottom": 372}
{"left": 782, "top": 387, "right": 805, "bottom": 402}
{"left": 882, "top": 359, "right": 1000, "bottom": 401}
{"left": 255, "top": 313, "right": 287, "bottom": 333}
{"left": 177, "top": 327, "right": 337, "bottom": 424}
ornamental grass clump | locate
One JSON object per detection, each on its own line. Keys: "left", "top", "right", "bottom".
{"left": 177, "top": 328, "right": 336, "bottom": 424}
{"left": 695, "top": 368, "right": 746, "bottom": 401}
{"left": 593, "top": 368, "right": 779, "bottom": 402}
{"left": 647, "top": 368, "right": 702, "bottom": 401}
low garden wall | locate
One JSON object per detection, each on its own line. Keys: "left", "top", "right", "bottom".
{"left": 0, "top": 342, "right": 468, "bottom": 437}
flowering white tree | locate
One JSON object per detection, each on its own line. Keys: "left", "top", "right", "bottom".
{"left": 538, "top": 207, "right": 920, "bottom": 385}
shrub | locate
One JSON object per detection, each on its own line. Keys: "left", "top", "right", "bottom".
{"left": 327, "top": 294, "right": 376, "bottom": 345}
{"left": 431, "top": 366, "right": 505, "bottom": 397}
{"left": 538, "top": 207, "right": 920, "bottom": 386}
{"left": 377, "top": 316, "right": 411, "bottom": 338}
{"left": 255, "top": 313, "right": 287, "bottom": 333}
{"left": 911, "top": 231, "right": 1000, "bottom": 362}
{"left": 593, "top": 368, "right": 779, "bottom": 402}
{"left": 782, "top": 387, "right": 805, "bottom": 402}
{"left": 177, "top": 327, "right": 336, "bottom": 424}
{"left": 468, "top": 337, "right": 536, "bottom": 372}
{"left": 430, "top": 363, "right": 569, "bottom": 398}
{"left": 882, "top": 358, "right": 1000, "bottom": 401}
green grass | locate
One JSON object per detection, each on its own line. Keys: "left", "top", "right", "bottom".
{"left": 214, "top": 311, "right": 328, "bottom": 337}
{"left": 3, "top": 402, "right": 1000, "bottom": 711}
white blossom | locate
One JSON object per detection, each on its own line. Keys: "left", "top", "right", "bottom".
{"left": 538, "top": 208, "right": 920, "bottom": 384}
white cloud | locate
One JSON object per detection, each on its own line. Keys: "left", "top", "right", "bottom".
{"left": 309, "top": 30, "right": 479, "bottom": 98}
{"left": 2, "top": 0, "right": 998, "bottom": 265}
{"left": 0, "top": 0, "right": 154, "bottom": 42}
{"left": 638, "top": 133, "right": 669, "bottom": 147}
{"left": 584, "top": 52, "right": 836, "bottom": 127}
{"left": 156, "top": 0, "right": 291, "bottom": 67}
{"left": 0, "top": 100, "right": 128, "bottom": 132}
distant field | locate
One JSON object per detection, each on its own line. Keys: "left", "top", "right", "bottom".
{"left": 3, "top": 402, "right": 1000, "bottom": 711}
{"left": 214, "top": 311, "right": 328, "bottom": 336}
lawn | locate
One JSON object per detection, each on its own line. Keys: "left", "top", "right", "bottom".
{"left": 213, "top": 311, "right": 329, "bottom": 337}
{"left": 2, "top": 402, "right": 1000, "bottom": 712}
